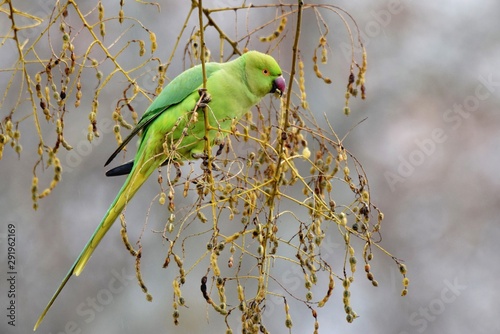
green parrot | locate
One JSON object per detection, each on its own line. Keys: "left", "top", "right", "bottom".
{"left": 34, "top": 50, "right": 285, "bottom": 330}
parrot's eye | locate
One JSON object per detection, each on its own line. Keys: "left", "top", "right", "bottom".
{"left": 263, "top": 69, "right": 270, "bottom": 76}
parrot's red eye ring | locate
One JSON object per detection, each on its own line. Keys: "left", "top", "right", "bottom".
{"left": 263, "top": 69, "right": 270, "bottom": 76}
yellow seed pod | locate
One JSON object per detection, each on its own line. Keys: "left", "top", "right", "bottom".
{"left": 119, "top": 9, "right": 124, "bottom": 23}
{"left": 260, "top": 16, "right": 287, "bottom": 42}
{"left": 197, "top": 211, "right": 207, "bottom": 223}
{"left": 357, "top": 47, "right": 368, "bottom": 87}
{"left": 100, "top": 22, "right": 105, "bottom": 38}
{"left": 43, "top": 87, "right": 49, "bottom": 106}
{"left": 139, "top": 40, "right": 145, "bottom": 57}
{"left": 114, "top": 131, "right": 122, "bottom": 144}
{"left": 348, "top": 245, "right": 355, "bottom": 257}
{"left": 172, "top": 279, "right": 181, "bottom": 297}
{"left": 378, "top": 212, "right": 384, "bottom": 221}
{"left": 349, "top": 257, "right": 357, "bottom": 273}
{"left": 159, "top": 192, "right": 166, "bottom": 205}
{"left": 32, "top": 175, "right": 38, "bottom": 189}
{"left": 149, "top": 31, "right": 157, "bottom": 53}
{"left": 204, "top": 48, "right": 211, "bottom": 62}
{"left": 402, "top": 277, "right": 409, "bottom": 287}
{"left": 321, "top": 47, "right": 328, "bottom": 64}
{"left": 312, "top": 54, "right": 332, "bottom": 84}
{"left": 5, "top": 119, "right": 13, "bottom": 133}
{"left": 361, "top": 190, "right": 369, "bottom": 202}
{"left": 319, "top": 35, "right": 327, "bottom": 47}
{"left": 237, "top": 284, "right": 244, "bottom": 301}
{"left": 210, "top": 252, "right": 220, "bottom": 277}
{"left": 344, "top": 231, "right": 351, "bottom": 244}
{"left": 98, "top": 2, "right": 104, "bottom": 20}
{"left": 39, "top": 188, "right": 51, "bottom": 199}
{"left": 302, "top": 147, "right": 311, "bottom": 159}
{"left": 131, "top": 111, "right": 138, "bottom": 124}
{"left": 339, "top": 212, "right": 347, "bottom": 226}
{"left": 306, "top": 291, "right": 313, "bottom": 301}
{"left": 225, "top": 232, "right": 240, "bottom": 243}
{"left": 167, "top": 223, "right": 174, "bottom": 233}
{"left": 56, "top": 119, "right": 63, "bottom": 134}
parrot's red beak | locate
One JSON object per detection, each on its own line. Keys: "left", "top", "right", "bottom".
{"left": 272, "top": 75, "right": 286, "bottom": 97}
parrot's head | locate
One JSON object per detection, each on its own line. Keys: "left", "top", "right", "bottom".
{"left": 244, "top": 51, "right": 286, "bottom": 98}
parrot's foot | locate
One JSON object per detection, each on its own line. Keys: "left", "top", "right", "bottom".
{"left": 200, "top": 161, "right": 220, "bottom": 171}
{"left": 192, "top": 152, "right": 208, "bottom": 160}
{"left": 216, "top": 143, "right": 225, "bottom": 156}
{"left": 193, "top": 152, "right": 220, "bottom": 171}
{"left": 198, "top": 88, "right": 212, "bottom": 107}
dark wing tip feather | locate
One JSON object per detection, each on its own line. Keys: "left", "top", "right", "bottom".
{"left": 105, "top": 160, "right": 134, "bottom": 177}
{"left": 103, "top": 112, "right": 162, "bottom": 167}
{"left": 104, "top": 142, "right": 127, "bottom": 167}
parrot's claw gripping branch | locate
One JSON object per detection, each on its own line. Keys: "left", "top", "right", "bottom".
{"left": 192, "top": 152, "right": 220, "bottom": 171}
{"left": 198, "top": 88, "right": 212, "bottom": 107}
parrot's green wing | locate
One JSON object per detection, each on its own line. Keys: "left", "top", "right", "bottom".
{"left": 105, "top": 62, "right": 222, "bottom": 167}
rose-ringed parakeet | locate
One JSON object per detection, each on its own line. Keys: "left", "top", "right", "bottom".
{"left": 34, "top": 50, "right": 285, "bottom": 330}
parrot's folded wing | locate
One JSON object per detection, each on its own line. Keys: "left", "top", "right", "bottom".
{"left": 104, "top": 63, "right": 221, "bottom": 167}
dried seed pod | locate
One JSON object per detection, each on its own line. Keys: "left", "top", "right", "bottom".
{"left": 149, "top": 31, "right": 157, "bottom": 53}
{"left": 260, "top": 16, "right": 287, "bottom": 42}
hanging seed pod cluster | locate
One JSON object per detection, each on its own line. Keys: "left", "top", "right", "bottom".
{"left": 1, "top": 1, "right": 406, "bottom": 333}
{"left": 1, "top": 1, "right": 166, "bottom": 210}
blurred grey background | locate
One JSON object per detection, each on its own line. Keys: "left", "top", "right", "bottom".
{"left": 1, "top": 0, "right": 499, "bottom": 333}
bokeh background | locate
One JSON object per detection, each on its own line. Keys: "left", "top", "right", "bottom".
{"left": 1, "top": 1, "right": 499, "bottom": 333}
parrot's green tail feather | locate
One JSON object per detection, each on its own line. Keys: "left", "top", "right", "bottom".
{"left": 34, "top": 158, "right": 154, "bottom": 331}
{"left": 33, "top": 261, "right": 73, "bottom": 331}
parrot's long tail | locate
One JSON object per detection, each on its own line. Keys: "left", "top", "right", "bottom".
{"left": 34, "top": 153, "right": 159, "bottom": 331}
